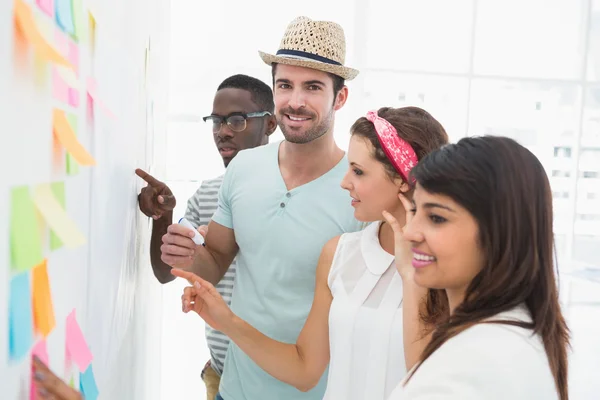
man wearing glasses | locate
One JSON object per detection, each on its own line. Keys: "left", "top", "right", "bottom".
{"left": 135, "top": 74, "right": 276, "bottom": 400}
{"left": 162, "top": 16, "right": 363, "bottom": 400}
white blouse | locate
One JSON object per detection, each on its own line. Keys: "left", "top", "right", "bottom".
{"left": 388, "top": 306, "right": 559, "bottom": 400}
{"left": 324, "top": 221, "right": 406, "bottom": 400}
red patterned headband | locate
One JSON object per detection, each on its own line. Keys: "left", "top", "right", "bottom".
{"left": 366, "top": 110, "right": 418, "bottom": 183}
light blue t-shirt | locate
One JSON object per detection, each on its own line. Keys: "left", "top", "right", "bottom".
{"left": 212, "top": 141, "right": 363, "bottom": 400}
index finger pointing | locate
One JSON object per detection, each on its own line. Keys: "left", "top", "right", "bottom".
{"left": 135, "top": 168, "right": 162, "bottom": 187}
{"left": 397, "top": 193, "right": 413, "bottom": 214}
{"left": 171, "top": 268, "right": 199, "bottom": 282}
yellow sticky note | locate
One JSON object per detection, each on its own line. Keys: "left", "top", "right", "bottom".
{"left": 55, "top": 65, "right": 79, "bottom": 88}
{"left": 32, "top": 260, "right": 56, "bottom": 337}
{"left": 49, "top": 182, "right": 66, "bottom": 250}
{"left": 13, "top": 0, "right": 73, "bottom": 68}
{"left": 32, "top": 183, "right": 86, "bottom": 248}
{"left": 88, "top": 12, "right": 96, "bottom": 54}
{"left": 53, "top": 109, "right": 96, "bottom": 166}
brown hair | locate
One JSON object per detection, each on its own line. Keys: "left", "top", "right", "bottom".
{"left": 350, "top": 106, "right": 449, "bottom": 182}
{"left": 408, "top": 136, "right": 570, "bottom": 399}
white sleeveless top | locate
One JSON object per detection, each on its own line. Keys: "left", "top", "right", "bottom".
{"left": 324, "top": 221, "right": 406, "bottom": 400}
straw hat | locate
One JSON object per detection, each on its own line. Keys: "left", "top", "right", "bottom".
{"left": 259, "top": 16, "right": 359, "bottom": 80}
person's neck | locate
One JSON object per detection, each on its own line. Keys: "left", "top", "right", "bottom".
{"left": 378, "top": 208, "right": 406, "bottom": 256}
{"left": 278, "top": 131, "right": 344, "bottom": 190}
{"left": 446, "top": 288, "right": 467, "bottom": 315}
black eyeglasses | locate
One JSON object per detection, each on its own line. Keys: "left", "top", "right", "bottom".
{"left": 202, "top": 111, "right": 272, "bottom": 134}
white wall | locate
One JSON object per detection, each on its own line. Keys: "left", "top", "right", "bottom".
{"left": 0, "top": 0, "right": 170, "bottom": 399}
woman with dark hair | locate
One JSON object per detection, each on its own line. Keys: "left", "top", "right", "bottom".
{"left": 172, "top": 107, "right": 449, "bottom": 400}
{"left": 387, "top": 136, "right": 570, "bottom": 399}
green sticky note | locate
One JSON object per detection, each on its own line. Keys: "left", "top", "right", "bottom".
{"left": 10, "top": 186, "right": 44, "bottom": 272}
{"left": 65, "top": 114, "right": 80, "bottom": 176}
{"left": 70, "top": 375, "right": 75, "bottom": 388}
{"left": 49, "top": 182, "right": 66, "bottom": 250}
{"left": 72, "top": 0, "right": 86, "bottom": 42}
{"left": 66, "top": 153, "right": 80, "bottom": 175}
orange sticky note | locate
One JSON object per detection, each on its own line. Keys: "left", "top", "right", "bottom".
{"left": 52, "top": 109, "right": 96, "bottom": 166}
{"left": 32, "top": 260, "right": 56, "bottom": 337}
{"left": 13, "top": 0, "right": 73, "bottom": 68}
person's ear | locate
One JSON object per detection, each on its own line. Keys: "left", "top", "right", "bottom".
{"left": 265, "top": 115, "right": 277, "bottom": 136}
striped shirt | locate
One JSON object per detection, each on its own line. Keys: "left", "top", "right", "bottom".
{"left": 183, "top": 175, "right": 235, "bottom": 376}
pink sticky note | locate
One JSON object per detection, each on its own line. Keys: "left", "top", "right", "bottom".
{"left": 52, "top": 69, "right": 70, "bottom": 103}
{"left": 31, "top": 340, "right": 50, "bottom": 400}
{"left": 54, "top": 31, "right": 79, "bottom": 75}
{"left": 65, "top": 310, "right": 93, "bottom": 373}
{"left": 52, "top": 69, "right": 79, "bottom": 107}
{"left": 68, "top": 88, "right": 80, "bottom": 107}
{"left": 36, "top": 0, "right": 54, "bottom": 17}
{"left": 87, "top": 78, "right": 116, "bottom": 119}
{"left": 67, "top": 41, "right": 79, "bottom": 74}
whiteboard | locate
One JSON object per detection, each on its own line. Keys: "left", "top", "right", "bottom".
{"left": 0, "top": 0, "right": 170, "bottom": 398}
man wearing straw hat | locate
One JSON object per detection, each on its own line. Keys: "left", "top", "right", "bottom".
{"left": 163, "top": 16, "right": 362, "bottom": 400}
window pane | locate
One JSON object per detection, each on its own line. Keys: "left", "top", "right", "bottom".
{"left": 166, "top": 121, "right": 225, "bottom": 182}
{"left": 588, "top": 0, "right": 600, "bottom": 81}
{"left": 362, "top": 72, "right": 469, "bottom": 143}
{"left": 467, "top": 79, "right": 582, "bottom": 263}
{"left": 473, "top": 0, "right": 587, "bottom": 80}
{"left": 574, "top": 86, "right": 600, "bottom": 267}
{"left": 365, "top": 0, "right": 474, "bottom": 73}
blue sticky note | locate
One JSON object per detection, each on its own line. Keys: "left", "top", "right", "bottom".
{"left": 9, "top": 272, "right": 34, "bottom": 360}
{"left": 80, "top": 365, "right": 99, "bottom": 400}
{"left": 55, "top": 0, "right": 76, "bottom": 36}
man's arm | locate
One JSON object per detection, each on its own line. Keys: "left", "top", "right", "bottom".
{"left": 135, "top": 168, "right": 178, "bottom": 284}
{"left": 149, "top": 211, "right": 176, "bottom": 283}
{"left": 187, "top": 220, "right": 239, "bottom": 285}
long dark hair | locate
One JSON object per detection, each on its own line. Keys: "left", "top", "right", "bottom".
{"left": 407, "top": 136, "right": 570, "bottom": 399}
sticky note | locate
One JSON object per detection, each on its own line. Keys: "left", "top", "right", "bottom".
{"left": 88, "top": 12, "right": 96, "bottom": 53}
{"left": 79, "top": 365, "right": 99, "bottom": 400}
{"left": 71, "top": 0, "right": 85, "bottom": 42}
{"left": 30, "top": 339, "right": 50, "bottom": 400}
{"left": 31, "top": 339, "right": 49, "bottom": 363}
{"left": 55, "top": 0, "right": 75, "bottom": 36}
{"left": 53, "top": 109, "right": 96, "bottom": 165}
{"left": 55, "top": 31, "right": 79, "bottom": 74}
{"left": 32, "top": 183, "right": 86, "bottom": 248}
{"left": 9, "top": 272, "right": 34, "bottom": 360}
{"left": 13, "top": 0, "right": 72, "bottom": 68}
{"left": 52, "top": 67, "right": 79, "bottom": 108}
{"left": 10, "top": 186, "right": 44, "bottom": 272}
{"left": 66, "top": 152, "right": 79, "bottom": 175}
{"left": 32, "top": 260, "right": 56, "bottom": 337}
{"left": 87, "top": 78, "right": 116, "bottom": 119}
{"left": 65, "top": 310, "right": 93, "bottom": 372}
{"left": 65, "top": 115, "right": 80, "bottom": 175}
{"left": 52, "top": 68, "right": 70, "bottom": 104}
{"left": 36, "top": 0, "right": 54, "bottom": 17}
{"left": 49, "top": 182, "right": 65, "bottom": 249}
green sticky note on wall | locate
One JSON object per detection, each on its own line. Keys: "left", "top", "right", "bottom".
{"left": 49, "top": 182, "right": 66, "bottom": 250}
{"left": 65, "top": 113, "right": 80, "bottom": 175}
{"left": 10, "top": 186, "right": 44, "bottom": 271}
{"left": 72, "top": 0, "right": 86, "bottom": 42}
